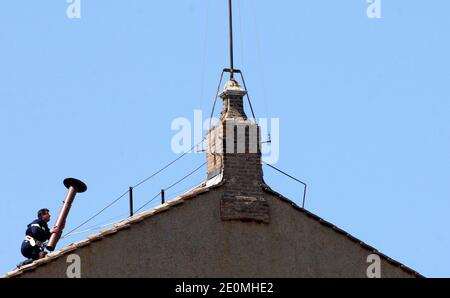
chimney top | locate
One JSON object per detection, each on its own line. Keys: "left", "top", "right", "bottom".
{"left": 219, "top": 78, "right": 247, "bottom": 99}
{"left": 218, "top": 79, "right": 248, "bottom": 121}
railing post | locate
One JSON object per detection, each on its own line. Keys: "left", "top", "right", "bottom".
{"left": 302, "top": 184, "right": 307, "bottom": 209}
{"left": 129, "top": 187, "right": 134, "bottom": 217}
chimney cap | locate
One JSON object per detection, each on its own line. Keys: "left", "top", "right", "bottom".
{"left": 219, "top": 79, "right": 247, "bottom": 98}
{"left": 63, "top": 178, "right": 87, "bottom": 193}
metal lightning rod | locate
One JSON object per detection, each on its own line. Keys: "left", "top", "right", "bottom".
{"left": 228, "top": 0, "right": 235, "bottom": 79}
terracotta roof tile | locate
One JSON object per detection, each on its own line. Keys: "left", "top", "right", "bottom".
{"left": 113, "top": 221, "right": 131, "bottom": 230}
{"left": 74, "top": 238, "right": 91, "bottom": 248}
{"left": 86, "top": 232, "right": 104, "bottom": 242}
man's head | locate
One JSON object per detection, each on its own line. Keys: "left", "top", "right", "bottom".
{"left": 37, "top": 208, "right": 50, "bottom": 222}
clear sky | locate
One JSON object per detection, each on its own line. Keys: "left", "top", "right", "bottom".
{"left": 1, "top": 1, "right": 449, "bottom": 277}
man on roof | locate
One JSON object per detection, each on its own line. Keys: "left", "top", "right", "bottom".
{"left": 18, "top": 208, "right": 60, "bottom": 267}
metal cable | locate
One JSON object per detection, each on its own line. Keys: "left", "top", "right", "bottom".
{"left": 239, "top": 71, "right": 257, "bottom": 121}
{"left": 62, "top": 139, "right": 206, "bottom": 238}
{"left": 164, "top": 162, "right": 206, "bottom": 192}
{"left": 135, "top": 162, "right": 206, "bottom": 214}
{"left": 134, "top": 192, "right": 161, "bottom": 214}
{"left": 62, "top": 214, "right": 129, "bottom": 238}
{"left": 263, "top": 161, "right": 308, "bottom": 208}
{"left": 164, "top": 181, "right": 203, "bottom": 199}
{"left": 62, "top": 189, "right": 130, "bottom": 238}
{"left": 132, "top": 137, "right": 205, "bottom": 189}
{"left": 209, "top": 69, "right": 225, "bottom": 132}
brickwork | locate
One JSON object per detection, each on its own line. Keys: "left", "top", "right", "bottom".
{"left": 206, "top": 79, "right": 269, "bottom": 223}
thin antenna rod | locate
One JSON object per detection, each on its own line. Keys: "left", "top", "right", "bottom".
{"left": 228, "top": 0, "right": 234, "bottom": 79}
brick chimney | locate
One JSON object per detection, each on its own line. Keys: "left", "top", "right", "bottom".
{"left": 206, "top": 78, "right": 269, "bottom": 223}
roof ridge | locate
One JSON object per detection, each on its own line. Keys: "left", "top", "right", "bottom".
{"left": 260, "top": 184, "right": 424, "bottom": 278}
{"left": 2, "top": 178, "right": 224, "bottom": 278}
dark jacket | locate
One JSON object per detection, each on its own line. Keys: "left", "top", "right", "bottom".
{"left": 25, "top": 219, "right": 50, "bottom": 242}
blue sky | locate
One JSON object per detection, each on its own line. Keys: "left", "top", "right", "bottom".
{"left": 1, "top": 0, "right": 449, "bottom": 277}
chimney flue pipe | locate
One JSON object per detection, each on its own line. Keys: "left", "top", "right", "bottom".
{"left": 46, "top": 178, "right": 87, "bottom": 251}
